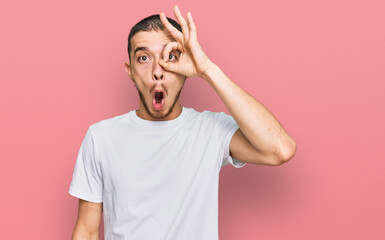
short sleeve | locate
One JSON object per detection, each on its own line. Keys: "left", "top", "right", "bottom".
{"left": 216, "top": 112, "right": 247, "bottom": 169}
{"left": 68, "top": 127, "right": 103, "bottom": 203}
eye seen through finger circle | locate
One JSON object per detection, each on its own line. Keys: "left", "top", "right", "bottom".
{"left": 169, "top": 54, "right": 176, "bottom": 61}
{"left": 168, "top": 51, "right": 180, "bottom": 61}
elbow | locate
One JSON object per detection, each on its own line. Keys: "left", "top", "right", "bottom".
{"left": 275, "top": 138, "right": 297, "bottom": 166}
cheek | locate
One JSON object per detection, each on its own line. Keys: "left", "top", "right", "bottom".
{"left": 132, "top": 66, "right": 152, "bottom": 84}
{"left": 171, "top": 82, "right": 184, "bottom": 94}
{"left": 134, "top": 62, "right": 151, "bottom": 71}
{"left": 132, "top": 61, "right": 151, "bottom": 73}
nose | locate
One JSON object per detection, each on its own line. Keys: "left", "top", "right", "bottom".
{"left": 153, "top": 58, "right": 164, "bottom": 81}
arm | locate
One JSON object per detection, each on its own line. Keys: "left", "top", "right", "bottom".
{"left": 72, "top": 199, "right": 103, "bottom": 240}
{"left": 158, "top": 5, "right": 296, "bottom": 165}
{"left": 202, "top": 64, "right": 297, "bottom": 165}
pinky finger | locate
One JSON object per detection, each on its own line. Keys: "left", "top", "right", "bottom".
{"left": 187, "top": 12, "right": 197, "bottom": 40}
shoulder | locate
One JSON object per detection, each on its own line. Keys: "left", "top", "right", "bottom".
{"left": 206, "top": 110, "right": 235, "bottom": 125}
{"left": 181, "top": 107, "right": 216, "bottom": 122}
{"left": 188, "top": 107, "right": 224, "bottom": 119}
{"left": 187, "top": 108, "right": 236, "bottom": 133}
{"left": 88, "top": 111, "right": 131, "bottom": 134}
{"left": 187, "top": 108, "right": 235, "bottom": 125}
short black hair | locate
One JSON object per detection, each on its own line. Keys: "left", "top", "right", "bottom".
{"left": 127, "top": 14, "right": 182, "bottom": 62}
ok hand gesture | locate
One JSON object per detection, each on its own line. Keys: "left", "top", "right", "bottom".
{"left": 159, "top": 5, "right": 214, "bottom": 79}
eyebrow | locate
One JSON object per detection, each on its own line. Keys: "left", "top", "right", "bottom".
{"left": 133, "top": 44, "right": 168, "bottom": 56}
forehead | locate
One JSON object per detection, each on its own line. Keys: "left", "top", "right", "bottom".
{"left": 131, "top": 30, "right": 175, "bottom": 53}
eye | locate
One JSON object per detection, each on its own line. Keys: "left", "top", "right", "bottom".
{"left": 168, "top": 53, "right": 178, "bottom": 61}
{"left": 138, "top": 56, "right": 149, "bottom": 62}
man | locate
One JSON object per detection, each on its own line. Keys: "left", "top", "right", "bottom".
{"left": 69, "top": 5, "right": 296, "bottom": 240}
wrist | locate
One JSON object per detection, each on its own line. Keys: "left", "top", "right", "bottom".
{"left": 199, "top": 62, "right": 219, "bottom": 80}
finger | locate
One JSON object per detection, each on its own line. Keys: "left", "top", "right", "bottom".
{"left": 159, "top": 12, "right": 183, "bottom": 42}
{"left": 186, "top": 12, "right": 197, "bottom": 41}
{"left": 159, "top": 55, "right": 178, "bottom": 73}
{"left": 162, "top": 41, "right": 179, "bottom": 62}
{"left": 173, "top": 5, "right": 189, "bottom": 41}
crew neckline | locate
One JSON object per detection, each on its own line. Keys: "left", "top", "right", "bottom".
{"left": 130, "top": 106, "right": 188, "bottom": 127}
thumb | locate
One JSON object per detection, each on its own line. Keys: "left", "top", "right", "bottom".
{"left": 159, "top": 58, "right": 178, "bottom": 73}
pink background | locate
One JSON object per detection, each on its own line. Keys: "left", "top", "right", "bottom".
{"left": 1, "top": 0, "right": 384, "bottom": 239}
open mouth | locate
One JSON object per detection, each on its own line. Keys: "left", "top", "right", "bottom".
{"left": 155, "top": 91, "right": 163, "bottom": 103}
{"left": 152, "top": 90, "right": 165, "bottom": 110}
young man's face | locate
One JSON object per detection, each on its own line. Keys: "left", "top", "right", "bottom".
{"left": 124, "top": 29, "right": 186, "bottom": 121}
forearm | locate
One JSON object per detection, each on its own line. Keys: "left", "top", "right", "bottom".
{"left": 72, "top": 227, "right": 99, "bottom": 240}
{"left": 201, "top": 63, "right": 296, "bottom": 160}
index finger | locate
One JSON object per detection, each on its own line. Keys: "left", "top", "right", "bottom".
{"left": 159, "top": 12, "right": 183, "bottom": 42}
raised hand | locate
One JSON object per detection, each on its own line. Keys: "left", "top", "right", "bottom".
{"left": 159, "top": 5, "right": 214, "bottom": 78}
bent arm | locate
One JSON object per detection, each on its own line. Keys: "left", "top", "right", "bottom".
{"left": 202, "top": 63, "right": 296, "bottom": 164}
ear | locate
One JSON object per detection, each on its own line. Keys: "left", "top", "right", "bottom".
{"left": 124, "top": 61, "right": 133, "bottom": 81}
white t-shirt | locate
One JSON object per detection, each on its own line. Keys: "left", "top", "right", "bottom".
{"left": 68, "top": 106, "right": 247, "bottom": 240}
